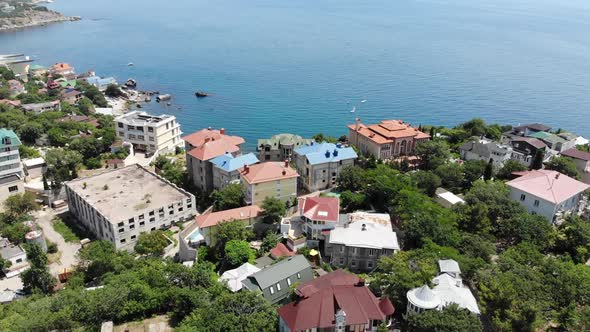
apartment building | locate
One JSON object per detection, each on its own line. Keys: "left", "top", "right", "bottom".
{"left": 183, "top": 127, "right": 245, "bottom": 194}
{"left": 293, "top": 142, "right": 357, "bottom": 192}
{"left": 240, "top": 161, "right": 299, "bottom": 206}
{"left": 0, "top": 129, "right": 24, "bottom": 204}
{"left": 115, "top": 111, "right": 183, "bottom": 156}
{"left": 64, "top": 165, "right": 196, "bottom": 251}
{"left": 257, "top": 133, "right": 313, "bottom": 161}
{"left": 347, "top": 118, "right": 430, "bottom": 159}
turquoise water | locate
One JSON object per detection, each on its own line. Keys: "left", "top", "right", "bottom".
{"left": 1, "top": 0, "right": 590, "bottom": 149}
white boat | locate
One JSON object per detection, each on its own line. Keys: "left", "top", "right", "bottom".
{"left": 127, "top": 62, "right": 134, "bottom": 66}
{"left": 350, "top": 106, "right": 356, "bottom": 113}
{"left": 361, "top": 99, "right": 367, "bottom": 103}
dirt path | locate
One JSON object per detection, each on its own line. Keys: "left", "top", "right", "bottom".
{"left": 34, "top": 210, "right": 81, "bottom": 276}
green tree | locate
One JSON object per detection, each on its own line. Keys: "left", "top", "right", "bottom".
{"left": 497, "top": 213, "right": 556, "bottom": 251}
{"left": 339, "top": 190, "right": 368, "bottom": 211}
{"left": 0, "top": 257, "right": 11, "bottom": 271}
{"left": 260, "top": 232, "right": 280, "bottom": 254}
{"left": 530, "top": 149, "right": 545, "bottom": 170}
{"left": 545, "top": 156, "right": 580, "bottom": 179}
{"left": 1, "top": 223, "right": 30, "bottom": 244}
{"left": 261, "top": 196, "right": 286, "bottom": 223}
{"left": 134, "top": 231, "right": 169, "bottom": 256}
{"left": 434, "top": 163, "right": 464, "bottom": 193}
{"left": 45, "top": 148, "right": 83, "bottom": 186}
{"left": 21, "top": 244, "right": 55, "bottom": 294}
{"left": 18, "top": 123, "right": 43, "bottom": 144}
{"left": 458, "top": 118, "right": 487, "bottom": 137}
{"left": 104, "top": 84, "right": 125, "bottom": 98}
{"left": 336, "top": 165, "right": 366, "bottom": 191}
{"left": 415, "top": 140, "right": 451, "bottom": 170}
{"left": 78, "top": 240, "right": 135, "bottom": 282}
{"left": 555, "top": 216, "right": 590, "bottom": 263}
{"left": 497, "top": 159, "right": 527, "bottom": 180}
{"left": 483, "top": 158, "right": 494, "bottom": 181}
{"left": 3, "top": 192, "right": 40, "bottom": 218}
{"left": 213, "top": 221, "right": 254, "bottom": 261}
{"left": 18, "top": 145, "right": 41, "bottom": 159}
{"left": 224, "top": 240, "right": 255, "bottom": 267}
{"left": 411, "top": 171, "right": 442, "bottom": 197}
{"left": 210, "top": 183, "right": 245, "bottom": 211}
{"left": 406, "top": 304, "right": 483, "bottom": 332}
{"left": 461, "top": 159, "right": 486, "bottom": 189}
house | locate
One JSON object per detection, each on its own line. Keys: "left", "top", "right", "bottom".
{"left": 270, "top": 243, "right": 296, "bottom": 259}
{"left": 183, "top": 127, "right": 245, "bottom": 194}
{"left": 28, "top": 64, "right": 47, "bottom": 78}
{"left": 218, "top": 262, "right": 261, "bottom": 292}
{"left": 0, "top": 129, "right": 24, "bottom": 204}
{"left": 22, "top": 157, "right": 46, "bottom": 180}
{"left": 407, "top": 259, "right": 480, "bottom": 315}
{"left": 257, "top": 133, "right": 313, "bottom": 162}
{"left": 106, "top": 158, "right": 125, "bottom": 169}
{"left": 325, "top": 213, "right": 399, "bottom": 272}
{"left": 506, "top": 170, "right": 590, "bottom": 223}
{"left": 509, "top": 137, "right": 548, "bottom": 167}
{"left": 241, "top": 255, "right": 313, "bottom": 304}
{"left": 21, "top": 100, "right": 61, "bottom": 114}
{"left": 0, "top": 238, "right": 28, "bottom": 278}
{"left": 502, "top": 123, "right": 552, "bottom": 142}
{"left": 561, "top": 148, "right": 590, "bottom": 184}
{"left": 527, "top": 131, "right": 577, "bottom": 152}
{"left": 459, "top": 138, "right": 512, "bottom": 168}
{"left": 59, "top": 89, "right": 83, "bottom": 105}
{"left": 297, "top": 196, "right": 340, "bottom": 242}
{"left": 64, "top": 165, "right": 196, "bottom": 251}
{"left": 6, "top": 80, "right": 25, "bottom": 97}
{"left": 293, "top": 142, "right": 357, "bottom": 192}
{"left": 115, "top": 111, "right": 183, "bottom": 157}
{"left": 85, "top": 76, "right": 116, "bottom": 91}
{"left": 435, "top": 188, "right": 465, "bottom": 208}
{"left": 49, "top": 62, "right": 75, "bottom": 78}
{"left": 240, "top": 161, "right": 299, "bottom": 206}
{"left": 347, "top": 118, "right": 430, "bottom": 159}
{"left": 211, "top": 152, "right": 259, "bottom": 190}
{"left": 278, "top": 270, "right": 395, "bottom": 332}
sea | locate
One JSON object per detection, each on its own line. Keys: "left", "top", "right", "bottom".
{"left": 1, "top": 0, "right": 590, "bottom": 150}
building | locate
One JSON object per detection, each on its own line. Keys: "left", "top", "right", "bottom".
{"left": 21, "top": 100, "right": 61, "bottom": 114}
{"left": 49, "top": 62, "right": 75, "bottom": 78}
{"left": 257, "top": 133, "right": 313, "bottom": 162}
{"left": 0, "top": 99, "right": 21, "bottom": 108}
{"left": 64, "top": 165, "right": 196, "bottom": 251}
{"left": 210, "top": 152, "right": 259, "bottom": 190}
{"left": 219, "top": 263, "right": 261, "bottom": 292}
{"left": 241, "top": 255, "right": 314, "bottom": 304}
{"left": 85, "top": 76, "right": 117, "bottom": 91}
{"left": 115, "top": 111, "right": 183, "bottom": 156}
{"left": 0, "top": 238, "right": 28, "bottom": 278}
{"left": 189, "top": 205, "right": 264, "bottom": 246}
{"left": 183, "top": 127, "right": 245, "bottom": 193}
{"left": 561, "top": 148, "right": 590, "bottom": 184}
{"left": 435, "top": 188, "right": 465, "bottom": 208}
{"left": 347, "top": 118, "right": 429, "bottom": 159}
{"left": 106, "top": 158, "right": 125, "bottom": 169}
{"left": 502, "top": 123, "right": 552, "bottom": 142}
{"left": 0, "top": 129, "right": 24, "bottom": 204}
{"left": 293, "top": 142, "right": 357, "bottom": 192}
{"left": 278, "top": 270, "right": 395, "bottom": 332}
{"left": 22, "top": 157, "right": 46, "bottom": 180}
{"left": 507, "top": 170, "right": 590, "bottom": 223}
{"left": 28, "top": 64, "right": 47, "bottom": 78}
{"left": 509, "top": 137, "right": 548, "bottom": 167}
{"left": 0, "top": 54, "right": 33, "bottom": 80}
{"left": 459, "top": 139, "right": 512, "bottom": 168}
{"left": 59, "top": 89, "right": 83, "bottom": 105}
{"left": 528, "top": 131, "right": 577, "bottom": 152}
{"left": 407, "top": 260, "right": 480, "bottom": 315}
{"left": 240, "top": 161, "right": 299, "bottom": 206}
{"left": 325, "top": 213, "right": 399, "bottom": 272}
{"left": 297, "top": 196, "right": 340, "bottom": 242}
{"left": 6, "top": 79, "right": 26, "bottom": 97}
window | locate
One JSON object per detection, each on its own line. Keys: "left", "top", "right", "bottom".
{"left": 138, "top": 135, "right": 145, "bottom": 140}
{"left": 276, "top": 283, "right": 281, "bottom": 291}
{"left": 352, "top": 247, "right": 357, "bottom": 254}
{"left": 148, "top": 127, "right": 154, "bottom": 133}
{"left": 16, "top": 258, "right": 22, "bottom": 263}
{"left": 187, "top": 204, "right": 192, "bottom": 209}
{"left": 151, "top": 227, "right": 156, "bottom": 231}
{"left": 150, "top": 217, "right": 155, "bottom": 222}
{"left": 131, "top": 235, "right": 136, "bottom": 240}
{"left": 534, "top": 200, "right": 540, "bottom": 207}
{"left": 178, "top": 207, "right": 184, "bottom": 212}
{"left": 118, "top": 131, "right": 124, "bottom": 136}
{"left": 128, "top": 218, "right": 134, "bottom": 223}
{"left": 139, "top": 221, "right": 145, "bottom": 226}
{"left": 149, "top": 211, "right": 155, "bottom": 216}
{"left": 8, "top": 185, "right": 18, "bottom": 193}
{"left": 120, "top": 239, "right": 126, "bottom": 244}
{"left": 128, "top": 134, "right": 136, "bottom": 139}
{"left": 367, "top": 261, "right": 373, "bottom": 269}
{"left": 118, "top": 122, "right": 123, "bottom": 128}
{"left": 520, "top": 194, "right": 526, "bottom": 201}
{"left": 118, "top": 228, "right": 124, "bottom": 233}
{"left": 351, "top": 260, "right": 356, "bottom": 267}
{"left": 149, "top": 136, "right": 155, "bottom": 141}
{"left": 139, "top": 214, "right": 145, "bottom": 220}
{"left": 340, "top": 246, "right": 344, "bottom": 253}
{"left": 129, "top": 225, "right": 135, "bottom": 230}
{"left": 287, "top": 278, "right": 291, "bottom": 286}
{"left": 118, "top": 221, "right": 124, "bottom": 227}
{"left": 270, "top": 286, "right": 274, "bottom": 295}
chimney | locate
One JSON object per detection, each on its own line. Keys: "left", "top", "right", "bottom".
{"left": 333, "top": 149, "right": 338, "bottom": 157}
{"left": 361, "top": 223, "right": 367, "bottom": 231}
{"left": 282, "top": 170, "right": 287, "bottom": 175}
{"left": 284, "top": 160, "right": 289, "bottom": 168}
{"left": 325, "top": 150, "right": 330, "bottom": 158}
{"left": 356, "top": 278, "right": 365, "bottom": 287}
{"left": 220, "top": 128, "right": 226, "bottom": 135}
{"left": 204, "top": 137, "right": 210, "bottom": 143}
{"left": 207, "top": 126, "right": 212, "bottom": 131}
{"left": 555, "top": 173, "right": 560, "bottom": 179}
{"left": 243, "top": 165, "right": 249, "bottom": 174}
{"left": 355, "top": 118, "right": 361, "bottom": 131}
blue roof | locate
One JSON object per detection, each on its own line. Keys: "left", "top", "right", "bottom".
{"left": 211, "top": 153, "right": 259, "bottom": 172}
{"left": 294, "top": 142, "right": 358, "bottom": 165}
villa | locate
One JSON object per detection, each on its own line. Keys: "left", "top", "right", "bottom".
{"left": 459, "top": 138, "right": 512, "bottom": 168}
{"left": 49, "top": 62, "right": 76, "bottom": 78}
{"left": 561, "top": 148, "right": 590, "bottom": 184}
{"left": 85, "top": 76, "right": 117, "bottom": 91}
{"left": 297, "top": 196, "right": 340, "bottom": 242}
{"left": 240, "top": 161, "right": 299, "bottom": 205}
{"left": 211, "top": 152, "right": 259, "bottom": 190}
{"left": 257, "top": 133, "right": 313, "bottom": 162}
{"left": 293, "top": 142, "right": 357, "bottom": 192}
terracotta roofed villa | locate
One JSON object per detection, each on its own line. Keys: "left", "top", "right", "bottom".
{"left": 240, "top": 161, "right": 299, "bottom": 205}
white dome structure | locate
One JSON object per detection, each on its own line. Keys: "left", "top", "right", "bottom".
{"left": 406, "top": 285, "right": 441, "bottom": 314}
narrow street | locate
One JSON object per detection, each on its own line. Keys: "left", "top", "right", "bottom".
{"left": 34, "top": 209, "right": 81, "bottom": 276}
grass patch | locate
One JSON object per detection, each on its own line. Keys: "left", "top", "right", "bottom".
{"left": 162, "top": 229, "right": 177, "bottom": 246}
{"left": 52, "top": 214, "right": 91, "bottom": 243}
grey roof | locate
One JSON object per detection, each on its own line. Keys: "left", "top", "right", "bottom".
{"left": 438, "top": 259, "right": 461, "bottom": 274}
{"left": 254, "top": 256, "right": 275, "bottom": 269}
{"left": 517, "top": 123, "right": 552, "bottom": 132}
{"left": 0, "top": 244, "right": 25, "bottom": 260}
{"left": 459, "top": 141, "right": 490, "bottom": 159}
{"left": 247, "top": 255, "right": 310, "bottom": 289}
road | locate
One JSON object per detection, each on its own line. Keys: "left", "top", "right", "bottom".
{"left": 34, "top": 209, "right": 81, "bottom": 276}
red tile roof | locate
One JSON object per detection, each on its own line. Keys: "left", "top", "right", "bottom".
{"left": 561, "top": 148, "right": 590, "bottom": 162}
{"left": 278, "top": 270, "right": 394, "bottom": 332}
{"left": 240, "top": 162, "right": 298, "bottom": 184}
{"left": 348, "top": 119, "right": 429, "bottom": 144}
{"left": 183, "top": 128, "right": 245, "bottom": 161}
{"left": 298, "top": 196, "right": 340, "bottom": 223}
{"left": 507, "top": 170, "right": 590, "bottom": 204}
{"left": 195, "top": 205, "right": 263, "bottom": 229}
{"left": 270, "top": 243, "right": 295, "bottom": 259}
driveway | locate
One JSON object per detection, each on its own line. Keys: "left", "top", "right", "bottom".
{"left": 34, "top": 209, "right": 81, "bottom": 276}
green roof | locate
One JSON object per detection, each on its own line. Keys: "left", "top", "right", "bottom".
{"left": 0, "top": 128, "right": 21, "bottom": 148}
{"left": 528, "top": 131, "right": 552, "bottom": 139}
{"left": 529, "top": 131, "right": 566, "bottom": 145}
{"left": 29, "top": 65, "right": 45, "bottom": 70}
{"left": 59, "top": 80, "right": 77, "bottom": 88}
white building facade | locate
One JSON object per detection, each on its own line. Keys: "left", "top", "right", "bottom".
{"left": 115, "top": 111, "right": 183, "bottom": 156}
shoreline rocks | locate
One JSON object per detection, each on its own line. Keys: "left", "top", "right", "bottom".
{"left": 0, "top": 9, "right": 80, "bottom": 32}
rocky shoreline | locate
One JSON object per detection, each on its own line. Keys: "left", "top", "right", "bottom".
{"left": 0, "top": 8, "right": 80, "bottom": 32}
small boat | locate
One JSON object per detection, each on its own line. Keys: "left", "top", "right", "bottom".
{"left": 350, "top": 106, "right": 356, "bottom": 113}
{"left": 127, "top": 62, "right": 134, "bottom": 66}
{"left": 156, "top": 94, "right": 171, "bottom": 102}
{"left": 125, "top": 79, "right": 137, "bottom": 88}
{"left": 195, "top": 91, "right": 209, "bottom": 98}
{"left": 166, "top": 102, "right": 172, "bottom": 106}
{"left": 361, "top": 99, "right": 367, "bottom": 103}
{"left": 136, "top": 104, "right": 142, "bottom": 108}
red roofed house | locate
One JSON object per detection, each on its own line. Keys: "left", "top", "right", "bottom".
{"left": 298, "top": 196, "right": 340, "bottom": 242}
{"left": 561, "top": 148, "right": 590, "bottom": 184}
{"left": 193, "top": 205, "right": 263, "bottom": 246}
{"left": 348, "top": 118, "right": 430, "bottom": 160}
{"left": 507, "top": 170, "right": 590, "bottom": 223}
{"left": 49, "top": 62, "right": 75, "bottom": 78}
{"left": 183, "top": 127, "right": 245, "bottom": 193}
{"left": 270, "top": 242, "right": 295, "bottom": 259}
{"left": 240, "top": 161, "right": 299, "bottom": 205}
{"left": 278, "top": 269, "right": 395, "bottom": 332}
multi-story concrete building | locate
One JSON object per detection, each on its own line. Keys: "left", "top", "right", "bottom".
{"left": 347, "top": 118, "right": 430, "bottom": 159}
{"left": 115, "top": 111, "right": 183, "bottom": 156}
{"left": 21, "top": 100, "right": 61, "bottom": 114}
{"left": 257, "top": 133, "right": 313, "bottom": 162}
{"left": 64, "top": 165, "right": 196, "bottom": 251}
{"left": 240, "top": 161, "right": 299, "bottom": 206}
{"left": 0, "top": 129, "right": 24, "bottom": 204}
{"left": 293, "top": 142, "right": 357, "bottom": 192}
{"left": 211, "top": 152, "right": 259, "bottom": 190}
{"left": 183, "top": 127, "right": 245, "bottom": 194}
{"left": 325, "top": 212, "right": 399, "bottom": 272}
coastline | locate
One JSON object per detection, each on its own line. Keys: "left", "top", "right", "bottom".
{"left": 0, "top": 9, "right": 80, "bottom": 32}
